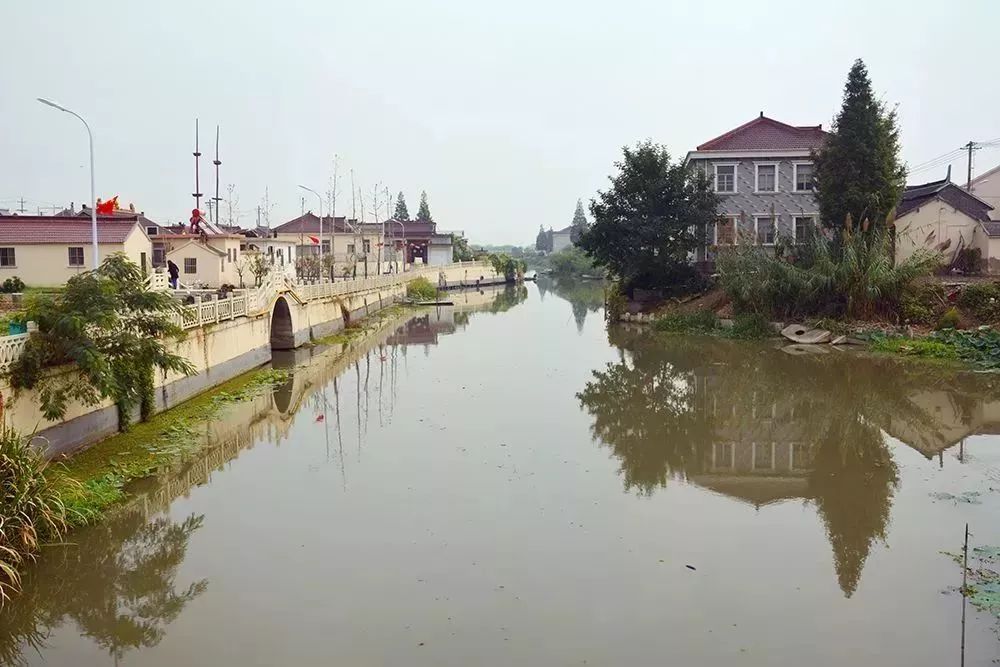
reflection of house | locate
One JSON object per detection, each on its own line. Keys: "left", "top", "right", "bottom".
{"left": 883, "top": 389, "right": 1000, "bottom": 458}
{"left": 386, "top": 312, "right": 457, "bottom": 346}
{"left": 894, "top": 175, "right": 998, "bottom": 272}
{"left": 0, "top": 215, "right": 153, "bottom": 286}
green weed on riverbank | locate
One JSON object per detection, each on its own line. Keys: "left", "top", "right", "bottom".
{"left": 870, "top": 327, "right": 1000, "bottom": 369}
{"left": 651, "top": 311, "right": 775, "bottom": 340}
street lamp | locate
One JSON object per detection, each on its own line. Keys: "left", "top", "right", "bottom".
{"left": 298, "top": 185, "right": 324, "bottom": 282}
{"left": 38, "top": 98, "right": 99, "bottom": 269}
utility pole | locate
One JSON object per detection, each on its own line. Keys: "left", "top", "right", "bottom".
{"left": 964, "top": 140, "right": 981, "bottom": 191}
{"left": 212, "top": 125, "right": 222, "bottom": 224}
{"left": 193, "top": 119, "right": 203, "bottom": 213}
{"left": 300, "top": 196, "right": 305, "bottom": 216}
{"left": 256, "top": 205, "right": 261, "bottom": 227}
{"left": 17, "top": 197, "right": 26, "bottom": 214}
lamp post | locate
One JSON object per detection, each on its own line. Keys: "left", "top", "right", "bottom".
{"left": 298, "top": 185, "right": 324, "bottom": 282}
{"left": 38, "top": 98, "right": 99, "bottom": 269}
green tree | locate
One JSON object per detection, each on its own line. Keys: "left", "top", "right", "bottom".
{"left": 416, "top": 191, "right": 433, "bottom": 222}
{"left": 452, "top": 234, "right": 473, "bottom": 262}
{"left": 580, "top": 141, "right": 717, "bottom": 292}
{"left": 814, "top": 59, "right": 905, "bottom": 229}
{"left": 6, "top": 254, "right": 194, "bottom": 426}
{"left": 393, "top": 191, "right": 410, "bottom": 221}
{"left": 535, "top": 225, "right": 548, "bottom": 252}
{"left": 570, "top": 199, "right": 588, "bottom": 245}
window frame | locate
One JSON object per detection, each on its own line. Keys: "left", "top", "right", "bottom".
{"left": 754, "top": 215, "right": 776, "bottom": 246}
{"left": 183, "top": 257, "right": 197, "bottom": 274}
{"left": 67, "top": 246, "right": 85, "bottom": 267}
{"left": 792, "top": 161, "right": 815, "bottom": 193}
{"left": 0, "top": 247, "right": 16, "bottom": 268}
{"left": 713, "top": 215, "right": 739, "bottom": 246}
{"left": 713, "top": 162, "right": 738, "bottom": 194}
{"left": 793, "top": 215, "right": 818, "bottom": 245}
{"left": 145, "top": 226, "right": 159, "bottom": 236}
{"left": 753, "top": 162, "right": 778, "bottom": 193}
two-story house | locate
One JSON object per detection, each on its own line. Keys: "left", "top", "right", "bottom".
{"left": 686, "top": 113, "right": 827, "bottom": 265}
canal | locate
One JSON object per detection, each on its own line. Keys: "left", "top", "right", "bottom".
{"left": 2, "top": 279, "right": 1000, "bottom": 665}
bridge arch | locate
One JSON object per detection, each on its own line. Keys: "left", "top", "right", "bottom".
{"left": 269, "top": 296, "right": 295, "bottom": 350}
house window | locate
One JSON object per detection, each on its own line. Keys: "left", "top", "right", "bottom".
{"left": 793, "top": 162, "right": 815, "bottom": 192}
{"left": 713, "top": 163, "right": 737, "bottom": 194}
{"left": 0, "top": 248, "right": 15, "bottom": 267}
{"left": 791, "top": 443, "right": 813, "bottom": 470}
{"left": 363, "top": 239, "right": 371, "bottom": 253}
{"left": 753, "top": 443, "right": 774, "bottom": 470}
{"left": 277, "top": 248, "right": 284, "bottom": 265}
{"left": 755, "top": 216, "right": 776, "bottom": 245}
{"left": 755, "top": 163, "right": 777, "bottom": 193}
{"left": 321, "top": 240, "right": 331, "bottom": 254}
{"left": 68, "top": 246, "right": 85, "bottom": 266}
{"left": 714, "top": 216, "right": 738, "bottom": 245}
{"left": 794, "top": 216, "right": 815, "bottom": 244}
{"left": 153, "top": 246, "right": 166, "bottom": 266}
{"left": 146, "top": 226, "right": 158, "bottom": 236}
{"left": 347, "top": 244, "right": 356, "bottom": 255}
{"left": 713, "top": 443, "right": 734, "bottom": 469}
{"left": 184, "top": 258, "right": 197, "bottom": 274}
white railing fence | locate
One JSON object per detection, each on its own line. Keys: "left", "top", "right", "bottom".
{"left": 0, "top": 261, "right": 494, "bottom": 367}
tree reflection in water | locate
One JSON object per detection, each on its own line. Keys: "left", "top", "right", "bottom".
{"left": 578, "top": 328, "right": 1000, "bottom": 597}
{"left": 0, "top": 511, "right": 206, "bottom": 665}
{"left": 537, "top": 276, "right": 604, "bottom": 333}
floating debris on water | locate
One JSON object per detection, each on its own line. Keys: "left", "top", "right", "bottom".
{"left": 929, "top": 491, "right": 982, "bottom": 504}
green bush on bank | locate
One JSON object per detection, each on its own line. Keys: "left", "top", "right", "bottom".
{"left": 652, "top": 311, "right": 719, "bottom": 333}
{"left": 727, "top": 313, "right": 775, "bottom": 340}
{"left": 958, "top": 282, "right": 1000, "bottom": 323}
{"left": 406, "top": 277, "right": 439, "bottom": 301}
{"left": 650, "top": 310, "right": 775, "bottom": 340}
{"left": 0, "top": 425, "right": 70, "bottom": 604}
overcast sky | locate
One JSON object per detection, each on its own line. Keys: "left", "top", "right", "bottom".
{"left": 2, "top": 0, "right": 997, "bottom": 244}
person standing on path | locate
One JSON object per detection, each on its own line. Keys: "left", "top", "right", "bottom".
{"left": 167, "top": 259, "right": 179, "bottom": 289}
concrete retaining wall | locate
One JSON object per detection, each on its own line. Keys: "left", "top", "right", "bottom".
{"left": 4, "top": 263, "right": 504, "bottom": 458}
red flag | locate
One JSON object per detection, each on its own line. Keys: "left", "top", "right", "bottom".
{"left": 96, "top": 196, "right": 117, "bottom": 215}
{"left": 308, "top": 236, "right": 320, "bottom": 244}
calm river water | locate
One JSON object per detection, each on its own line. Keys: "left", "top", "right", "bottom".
{"left": 3, "top": 278, "right": 1000, "bottom": 666}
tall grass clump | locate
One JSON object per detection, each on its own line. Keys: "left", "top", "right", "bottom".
{"left": 406, "top": 276, "right": 439, "bottom": 301}
{"left": 0, "top": 426, "right": 69, "bottom": 604}
{"left": 717, "top": 213, "right": 938, "bottom": 320}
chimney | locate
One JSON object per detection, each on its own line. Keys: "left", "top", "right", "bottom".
{"left": 759, "top": 111, "right": 764, "bottom": 118}
{"left": 946, "top": 165, "right": 952, "bottom": 182}
{"left": 70, "top": 201, "right": 75, "bottom": 213}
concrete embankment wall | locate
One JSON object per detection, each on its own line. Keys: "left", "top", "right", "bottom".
{"left": 3, "top": 263, "right": 503, "bottom": 458}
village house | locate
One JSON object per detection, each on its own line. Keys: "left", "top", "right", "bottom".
{"left": 686, "top": 113, "right": 827, "bottom": 266}
{"left": 0, "top": 215, "right": 153, "bottom": 287}
{"left": 893, "top": 174, "right": 998, "bottom": 272}
{"left": 550, "top": 226, "right": 573, "bottom": 253}
{"left": 969, "top": 163, "right": 1000, "bottom": 220}
{"left": 272, "top": 213, "right": 385, "bottom": 272}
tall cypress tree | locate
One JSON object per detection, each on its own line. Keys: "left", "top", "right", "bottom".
{"left": 416, "top": 191, "right": 433, "bottom": 222}
{"left": 393, "top": 192, "right": 410, "bottom": 221}
{"left": 535, "top": 225, "right": 548, "bottom": 251}
{"left": 814, "top": 59, "right": 905, "bottom": 229}
{"left": 570, "top": 199, "right": 588, "bottom": 244}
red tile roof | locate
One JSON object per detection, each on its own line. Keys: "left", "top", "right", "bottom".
{"left": 696, "top": 115, "right": 827, "bottom": 152}
{"left": 273, "top": 213, "right": 379, "bottom": 234}
{"left": 0, "top": 216, "right": 142, "bottom": 244}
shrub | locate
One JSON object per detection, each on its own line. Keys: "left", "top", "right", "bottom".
{"left": 899, "top": 285, "right": 940, "bottom": 325}
{"left": 717, "top": 214, "right": 938, "bottom": 320}
{"left": 406, "top": 276, "right": 439, "bottom": 301}
{"left": 953, "top": 247, "right": 982, "bottom": 275}
{"left": 0, "top": 277, "right": 25, "bottom": 294}
{"left": 727, "top": 312, "right": 775, "bottom": 340}
{"left": 549, "top": 246, "right": 597, "bottom": 277}
{"left": 957, "top": 282, "right": 1000, "bottom": 322}
{"left": 0, "top": 426, "right": 70, "bottom": 604}
{"left": 936, "top": 307, "right": 961, "bottom": 330}
{"left": 653, "top": 310, "right": 718, "bottom": 333}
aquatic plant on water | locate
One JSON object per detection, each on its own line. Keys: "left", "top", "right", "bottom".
{"left": 406, "top": 276, "right": 439, "bottom": 301}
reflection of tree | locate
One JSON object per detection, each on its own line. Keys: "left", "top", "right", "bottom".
{"left": 0, "top": 512, "right": 207, "bottom": 665}
{"left": 489, "top": 285, "right": 528, "bottom": 313}
{"left": 579, "top": 330, "right": 999, "bottom": 597}
{"left": 539, "top": 277, "right": 604, "bottom": 333}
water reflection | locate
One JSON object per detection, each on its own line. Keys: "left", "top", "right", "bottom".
{"left": 536, "top": 276, "right": 604, "bottom": 332}
{"left": 578, "top": 328, "right": 1000, "bottom": 597}
{"left": 0, "top": 512, "right": 206, "bottom": 666}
